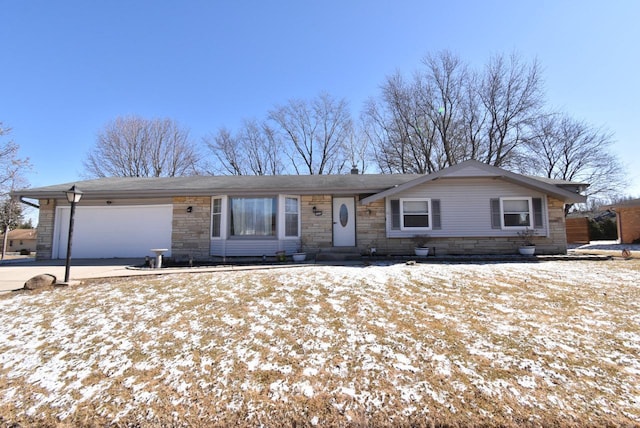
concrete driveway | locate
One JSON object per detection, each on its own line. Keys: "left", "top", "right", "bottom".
{"left": 0, "top": 258, "right": 316, "bottom": 293}
{"left": 0, "top": 258, "right": 146, "bottom": 292}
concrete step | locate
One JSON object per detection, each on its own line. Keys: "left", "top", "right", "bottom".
{"left": 315, "top": 247, "right": 362, "bottom": 261}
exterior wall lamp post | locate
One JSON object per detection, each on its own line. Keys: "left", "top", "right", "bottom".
{"left": 63, "top": 185, "right": 83, "bottom": 283}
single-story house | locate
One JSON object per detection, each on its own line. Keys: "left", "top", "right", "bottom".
{"left": 13, "top": 160, "right": 588, "bottom": 260}
{"left": 0, "top": 228, "right": 37, "bottom": 253}
{"left": 604, "top": 198, "right": 640, "bottom": 244}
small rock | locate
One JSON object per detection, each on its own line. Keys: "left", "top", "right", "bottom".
{"left": 24, "top": 274, "right": 57, "bottom": 290}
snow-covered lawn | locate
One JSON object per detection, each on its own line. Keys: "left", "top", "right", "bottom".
{"left": 1, "top": 259, "right": 639, "bottom": 427}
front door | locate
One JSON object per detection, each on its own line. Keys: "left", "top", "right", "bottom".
{"left": 333, "top": 197, "right": 356, "bottom": 247}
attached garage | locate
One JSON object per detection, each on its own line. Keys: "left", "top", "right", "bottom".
{"left": 53, "top": 205, "right": 173, "bottom": 259}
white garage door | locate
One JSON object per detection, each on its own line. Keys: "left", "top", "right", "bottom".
{"left": 54, "top": 205, "right": 173, "bottom": 259}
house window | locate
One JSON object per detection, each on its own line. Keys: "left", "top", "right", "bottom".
{"left": 230, "top": 197, "right": 277, "bottom": 236}
{"left": 491, "top": 197, "right": 544, "bottom": 230}
{"left": 284, "top": 197, "right": 299, "bottom": 237}
{"left": 501, "top": 198, "right": 532, "bottom": 228}
{"left": 390, "top": 200, "right": 401, "bottom": 230}
{"left": 400, "top": 198, "right": 431, "bottom": 230}
{"left": 390, "top": 198, "right": 441, "bottom": 230}
{"left": 211, "top": 197, "right": 222, "bottom": 238}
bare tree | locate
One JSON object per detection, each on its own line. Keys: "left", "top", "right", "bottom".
{"left": 522, "top": 113, "right": 626, "bottom": 201}
{"left": 363, "top": 51, "right": 544, "bottom": 174}
{"left": 479, "top": 53, "right": 543, "bottom": 167}
{"left": 269, "top": 92, "right": 352, "bottom": 175}
{"left": 363, "top": 72, "right": 438, "bottom": 174}
{"left": 84, "top": 116, "right": 199, "bottom": 177}
{"left": 240, "top": 120, "right": 282, "bottom": 175}
{"left": 346, "top": 123, "right": 371, "bottom": 174}
{"left": 1, "top": 123, "right": 30, "bottom": 259}
{"left": 203, "top": 127, "right": 246, "bottom": 175}
{"left": 203, "top": 120, "right": 283, "bottom": 176}
{"left": 416, "top": 51, "right": 469, "bottom": 166}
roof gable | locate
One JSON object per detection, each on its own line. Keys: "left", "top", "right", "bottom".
{"left": 360, "top": 160, "right": 587, "bottom": 204}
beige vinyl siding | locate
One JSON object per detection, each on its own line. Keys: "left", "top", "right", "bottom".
{"left": 385, "top": 178, "right": 548, "bottom": 238}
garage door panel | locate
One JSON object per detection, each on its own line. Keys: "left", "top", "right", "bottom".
{"left": 55, "top": 205, "right": 173, "bottom": 259}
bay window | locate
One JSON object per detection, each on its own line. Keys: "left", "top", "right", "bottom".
{"left": 230, "top": 197, "right": 277, "bottom": 236}
{"left": 284, "top": 196, "right": 299, "bottom": 237}
{"left": 211, "top": 197, "right": 222, "bottom": 238}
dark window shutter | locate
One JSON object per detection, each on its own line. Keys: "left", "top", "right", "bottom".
{"left": 490, "top": 199, "right": 501, "bottom": 229}
{"left": 390, "top": 200, "right": 400, "bottom": 230}
{"left": 532, "top": 198, "right": 543, "bottom": 229}
{"left": 432, "top": 199, "right": 441, "bottom": 230}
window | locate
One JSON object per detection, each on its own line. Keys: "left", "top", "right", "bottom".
{"left": 284, "top": 197, "right": 299, "bottom": 237}
{"left": 230, "top": 197, "right": 276, "bottom": 236}
{"left": 390, "top": 200, "right": 401, "bottom": 230}
{"left": 490, "top": 197, "right": 544, "bottom": 229}
{"left": 211, "top": 197, "right": 222, "bottom": 238}
{"left": 502, "top": 198, "right": 531, "bottom": 227}
{"left": 390, "top": 198, "right": 441, "bottom": 231}
{"left": 401, "top": 199, "right": 430, "bottom": 229}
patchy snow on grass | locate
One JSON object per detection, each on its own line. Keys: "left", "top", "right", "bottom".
{"left": 0, "top": 259, "right": 639, "bottom": 426}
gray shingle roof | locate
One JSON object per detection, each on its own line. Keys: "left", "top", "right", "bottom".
{"left": 15, "top": 174, "right": 422, "bottom": 199}
{"left": 14, "top": 161, "right": 588, "bottom": 204}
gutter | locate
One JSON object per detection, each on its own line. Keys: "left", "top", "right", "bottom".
{"left": 19, "top": 197, "right": 40, "bottom": 209}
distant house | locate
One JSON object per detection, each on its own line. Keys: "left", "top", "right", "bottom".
{"left": 605, "top": 198, "right": 640, "bottom": 244}
{"left": 0, "top": 229, "right": 37, "bottom": 253}
{"left": 13, "top": 160, "right": 587, "bottom": 260}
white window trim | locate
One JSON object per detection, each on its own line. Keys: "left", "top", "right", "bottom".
{"left": 500, "top": 197, "right": 532, "bottom": 230}
{"left": 399, "top": 198, "right": 432, "bottom": 231}
{"left": 210, "top": 195, "right": 228, "bottom": 240}
{"left": 278, "top": 195, "right": 301, "bottom": 240}
{"left": 212, "top": 195, "right": 302, "bottom": 240}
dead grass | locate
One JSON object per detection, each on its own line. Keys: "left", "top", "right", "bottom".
{"left": 0, "top": 259, "right": 639, "bottom": 427}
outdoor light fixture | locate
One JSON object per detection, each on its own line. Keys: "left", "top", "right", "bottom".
{"left": 63, "top": 185, "right": 83, "bottom": 283}
{"left": 186, "top": 206, "right": 193, "bottom": 213}
{"left": 312, "top": 206, "right": 323, "bottom": 216}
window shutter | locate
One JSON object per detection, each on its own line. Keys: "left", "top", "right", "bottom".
{"left": 390, "top": 200, "right": 400, "bottom": 230}
{"left": 532, "top": 198, "right": 543, "bottom": 229}
{"left": 432, "top": 199, "right": 441, "bottom": 230}
{"left": 490, "top": 199, "right": 501, "bottom": 229}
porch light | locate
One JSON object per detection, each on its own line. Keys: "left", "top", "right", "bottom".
{"left": 63, "top": 185, "right": 83, "bottom": 283}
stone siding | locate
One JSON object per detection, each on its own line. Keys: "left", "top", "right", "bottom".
{"left": 300, "top": 195, "right": 333, "bottom": 251}
{"left": 355, "top": 199, "right": 387, "bottom": 252}
{"left": 35, "top": 199, "right": 56, "bottom": 260}
{"left": 171, "top": 196, "right": 212, "bottom": 261}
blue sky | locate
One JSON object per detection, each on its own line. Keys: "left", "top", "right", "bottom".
{"left": 2, "top": 1, "right": 639, "bottom": 198}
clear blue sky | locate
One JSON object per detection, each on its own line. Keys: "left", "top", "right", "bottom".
{"left": 2, "top": 1, "right": 639, "bottom": 197}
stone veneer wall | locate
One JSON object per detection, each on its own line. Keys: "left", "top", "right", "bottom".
{"left": 35, "top": 199, "right": 56, "bottom": 260}
{"left": 355, "top": 199, "right": 387, "bottom": 253}
{"left": 300, "top": 195, "right": 333, "bottom": 252}
{"left": 171, "top": 196, "right": 212, "bottom": 261}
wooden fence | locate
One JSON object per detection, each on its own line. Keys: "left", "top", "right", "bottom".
{"left": 566, "top": 217, "right": 590, "bottom": 244}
